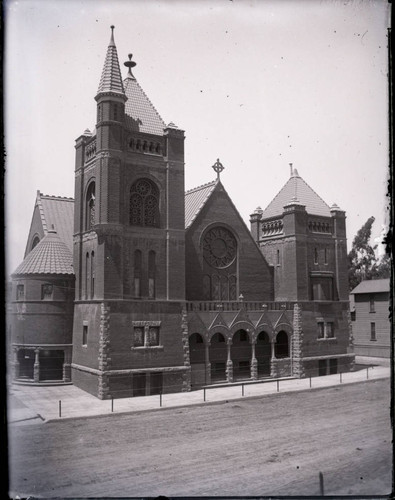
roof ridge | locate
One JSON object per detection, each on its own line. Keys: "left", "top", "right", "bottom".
{"left": 40, "top": 194, "right": 75, "bottom": 201}
{"left": 36, "top": 191, "right": 47, "bottom": 234}
{"left": 185, "top": 180, "right": 217, "bottom": 195}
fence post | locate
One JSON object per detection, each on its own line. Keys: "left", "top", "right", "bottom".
{"left": 366, "top": 367, "right": 369, "bottom": 380}
{"left": 277, "top": 380, "right": 279, "bottom": 392}
{"left": 204, "top": 388, "right": 206, "bottom": 402}
{"left": 340, "top": 371, "right": 342, "bottom": 384}
{"left": 160, "top": 391, "right": 162, "bottom": 407}
{"left": 242, "top": 384, "right": 244, "bottom": 397}
{"left": 309, "top": 376, "right": 312, "bottom": 388}
{"left": 111, "top": 397, "right": 114, "bottom": 413}
{"left": 319, "top": 472, "right": 324, "bottom": 496}
{"left": 59, "top": 400, "right": 61, "bottom": 418}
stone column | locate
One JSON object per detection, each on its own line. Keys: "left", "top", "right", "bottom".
{"left": 250, "top": 339, "right": 258, "bottom": 380}
{"left": 33, "top": 348, "right": 40, "bottom": 382}
{"left": 205, "top": 341, "right": 211, "bottom": 385}
{"left": 226, "top": 339, "right": 233, "bottom": 383}
{"left": 270, "top": 340, "right": 277, "bottom": 378}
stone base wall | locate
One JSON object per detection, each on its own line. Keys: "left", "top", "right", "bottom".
{"left": 271, "top": 358, "right": 291, "bottom": 378}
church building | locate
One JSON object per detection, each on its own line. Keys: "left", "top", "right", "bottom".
{"left": 9, "top": 28, "right": 355, "bottom": 399}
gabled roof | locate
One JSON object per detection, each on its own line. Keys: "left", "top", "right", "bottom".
{"left": 34, "top": 192, "right": 74, "bottom": 254}
{"left": 261, "top": 168, "right": 331, "bottom": 219}
{"left": 14, "top": 231, "right": 74, "bottom": 276}
{"left": 97, "top": 27, "right": 125, "bottom": 97}
{"left": 185, "top": 180, "right": 217, "bottom": 229}
{"left": 350, "top": 279, "right": 390, "bottom": 295}
{"left": 123, "top": 75, "right": 166, "bottom": 136}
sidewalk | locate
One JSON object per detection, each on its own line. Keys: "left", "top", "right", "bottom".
{"left": 7, "top": 361, "right": 391, "bottom": 425}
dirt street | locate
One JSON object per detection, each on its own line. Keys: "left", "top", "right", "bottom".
{"left": 8, "top": 379, "right": 392, "bottom": 497}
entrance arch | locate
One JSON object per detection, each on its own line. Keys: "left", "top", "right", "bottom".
{"left": 210, "top": 332, "right": 227, "bottom": 382}
{"left": 256, "top": 331, "right": 271, "bottom": 377}
{"left": 231, "top": 329, "right": 251, "bottom": 380}
{"left": 275, "top": 331, "right": 289, "bottom": 358}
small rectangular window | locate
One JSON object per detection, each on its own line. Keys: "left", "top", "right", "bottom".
{"left": 147, "top": 326, "right": 160, "bottom": 346}
{"left": 326, "top": 322, "right": 334, "bottom": 338}
{"left": 369, "top": 295, "right": 375, "bottom": 313}
{"left": 16, "top": 284, "right": 25, "bottom": 301}
{"left": 370, "top": 322, "right": 376, "bottom": 341}
{"left": 314, "top": 248, "right": 318, "bottom": 265}
{"left": 133, "top": 327, "right": 145, "bottom": 347}
{"left": 82, "top": 325, "right": 88, "bottom": 346}
{"left": 41, "top": 284, "right": 53, "bottom": 300}
{"left": 317, "top": 322, "right": 325, "bottom": 339}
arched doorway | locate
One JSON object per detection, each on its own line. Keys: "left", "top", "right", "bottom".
{"left": 210, "top": 332, "right": 227, "bottom": 382}
{"left": 189, "top": 333, "right": 206, "bottom": 387}
{"left": 275, "top": 331, "right": 289, "bottom": 358}
{"left": 256, "top": 331, "right": 271, "bottom": 377}
{"left": 231, "top": 329, "right": 251, "bottom": 380}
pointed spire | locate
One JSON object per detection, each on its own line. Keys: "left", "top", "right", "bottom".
{"left": 96, "top": 26, "right": 125, "bottom": 98}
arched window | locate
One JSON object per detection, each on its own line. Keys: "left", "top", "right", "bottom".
{"left": 90, "top": 251, "right": 95, "bottom": 299}
{"left": 129, "top": 179, "right": 160, "bottom": 227}
{"left": 31, "top": 235, "right": 40, "bottom": 251}
{"left": 134, "top": 250, "right": 142, "bottom": 298}
{"left": 86, "top": 182, "right": 96, "bottom": 230}
{"left": 148, "top": 250, "right": 156, "bottom": 299}
{"left": 275, "top": 331, "right": 289, "bottom": 358}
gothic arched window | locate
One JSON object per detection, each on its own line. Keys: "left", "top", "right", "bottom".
{"left": 86, "top": 182, "right": 96, "bottom": 231}
{"left": 129, "top": 178, "right": 160, "bottom": 227}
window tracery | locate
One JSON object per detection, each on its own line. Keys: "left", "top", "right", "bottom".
{"left": 129, "top": 179, "right": 160, "bottom": 227}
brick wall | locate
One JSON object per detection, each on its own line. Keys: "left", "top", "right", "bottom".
{"left": 185, "top": 183, "right": 273, "bottom": 301}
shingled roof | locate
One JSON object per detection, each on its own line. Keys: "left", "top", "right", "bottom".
{"left": 32, "top": 192, "right": 74, "bottom": 255}
{"left": 123, "top": 75, "right": 166, "bottom": 136}
{"left": 261, "top": 168, "right": 331, "bottom": 219}
{"left": 14, "top": 230, "right": 74, "bottom": 276}
{"left": 96, "top": 26, "right": 125, "bottom": 97}
{"left": 185, "top": 181, "right": 217, "bottom": 229}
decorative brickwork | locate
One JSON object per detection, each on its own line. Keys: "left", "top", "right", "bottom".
{"left": 292, "top": 303, "right": 305, "bottom": 378}
{"left": 181, "top": 306, "right": 191, "bottom": 391}
{"left": 98, "top": 302, "right": 111, "bottom": 399}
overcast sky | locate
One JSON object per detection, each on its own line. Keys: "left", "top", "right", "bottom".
{"left": 4, "top": 0, "right": 391, "bottom": 275}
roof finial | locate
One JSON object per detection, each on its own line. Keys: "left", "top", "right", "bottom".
{"left": 109, "top": 25, "right": 115, "bottom": 47}
{"left": 212, "top": 158, "right": 224, "bottom": 180}
{"left": 289, "top": 162, "right": 293, "bottom": 177}
{"left": 124, "top": 53, "right": 137, "bottom": 79}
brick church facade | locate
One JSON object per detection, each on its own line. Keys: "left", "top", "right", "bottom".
{"left": 9, "top": 28, "right": 355, "bottom": 398}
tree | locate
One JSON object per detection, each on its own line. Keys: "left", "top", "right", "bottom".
{"left": 348, "top": 216, "right": 378, "bottom": 291}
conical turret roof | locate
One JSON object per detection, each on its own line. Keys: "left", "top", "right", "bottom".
{"left": 261, "top": 168, "right": 331, "bottom": 219}
{"left": 96, "top": 26, "right": 125, "bottom": 97}
{"left": 122, "top": 53, "right": 166, "bottom": 136}
{"left": 13, "top": 230, "right": 74, "bottom": 276}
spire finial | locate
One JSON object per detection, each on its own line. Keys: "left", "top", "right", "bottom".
{"left": 109, "top": 25, "right": 115, "bottom": 46}
{"left": 212, "top": 158, "right": 224, "bottom": 180}
{"left": 289, "top": 162, "right": 293, "bottom": 177}
{"left": 124, "top": 53, "right": 137, "bottom": 79}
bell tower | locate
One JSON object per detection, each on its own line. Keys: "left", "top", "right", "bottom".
{"left": 72, "top": 27, "right": 188, "bottom": 399}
